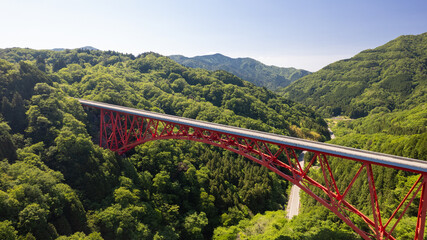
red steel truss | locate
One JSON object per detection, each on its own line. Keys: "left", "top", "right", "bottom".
{"left": 86, "top": 105, "right": 426, "bottom": 240}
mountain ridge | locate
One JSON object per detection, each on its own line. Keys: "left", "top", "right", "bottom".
{"left": 169, "top": 53, "right": 311, "bottom": 90}
{"left": 52, "top": 46, "right": 99, "bottom": 51}
{"left": 280, "top": 32, "right": 427, "bottom": 118}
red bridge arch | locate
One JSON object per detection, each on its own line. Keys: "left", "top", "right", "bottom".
{"left": 79, "top": 99, "right": 427, "bottom": 240}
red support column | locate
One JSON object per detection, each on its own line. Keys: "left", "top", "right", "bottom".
{"left": 415, "top": 174, "right": 427, "bottom": 240}
{"left": 366, "top": 163, "right": 384, "bottom": 239}
{"left": 339, "top": 164, "right": 364, "bottom": 203}
{"left": 89, "top": 106, "right": 426, "bottom": 240}
{"left": 99, "top": 109, "right": 104, "bottom": 148}
{"left": 384, "top": 175, "right": 423, "bottom": 239}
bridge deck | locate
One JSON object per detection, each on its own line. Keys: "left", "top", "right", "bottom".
{"left": 78, "top": 99, "right": 427, "bottom": 173}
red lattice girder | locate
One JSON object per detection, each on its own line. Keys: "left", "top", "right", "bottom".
{"left": 84, "top": 105, "right": 427, "bottom": 240}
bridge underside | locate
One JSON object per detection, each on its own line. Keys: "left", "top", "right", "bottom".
{"left": 84, "top": 106, "right": 427, "bottom": 240}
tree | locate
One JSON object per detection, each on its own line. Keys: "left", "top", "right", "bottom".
{"left": 53, "top": 59, "right": 66, "bottom": 72}
{"left": 114, "top": 187, "right": 139, "bottom": 207}
{"left": 0, "top": 122, "right": 17, "bottom": 161}
{"left": 0, "top": 220, "right": 18, "bottom": 240}
{"left": 183, "top": 211, "right": 208, "bottom": 240}
{"left": 35, "top": 56, "right": 46, "bottom": 72}
{"left": 18, "top": 203, "right": 49, "bottom": 233}
{"left": 56, "top": 232, "right": 103, "bottom": 240}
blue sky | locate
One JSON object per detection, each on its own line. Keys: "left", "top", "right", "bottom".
{"left": 1, "top": 0, "right": 426, "bottom": 71}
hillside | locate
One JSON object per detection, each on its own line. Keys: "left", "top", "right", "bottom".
{"left": 217, "top": 33, "right": 427, "bottom": 240}
{"left": 0, "top": 48, "right": 329, "bottom": 239}
{"left": 280, "top": 32, "right": 427, "bottom": 118}
{"left": 169, "top": 53, "right": 311, "bottom": 91}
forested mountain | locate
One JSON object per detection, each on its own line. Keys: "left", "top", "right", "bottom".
{"left": 169, "top": 53, "right": 311, "bottom": 91}
{"left": 3, "top": 32, "right": 425, "bottom": 239}
{"left": 302, "top": 33, "right": 426, "bottom": 240}
{"left": 216, "top": 33, "right": 427, "bottom": 239}
{"left": 52, "top": 46, "right": 99, "bottom": 52}
{"left": 280, "top": 32, "right": 427, "bottom": 118}
{"left": 277, "top": 32, "right": 427, "bottom": 162}
{"left": 0, "top": 48, "right": 329, "bottom": 239}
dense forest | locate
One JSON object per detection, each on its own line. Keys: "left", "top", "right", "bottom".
{"left": 1, "top": 32, "right": 425, "bottom": 240}
{"left": 217, "top": 33, "right": 427, "bottom": 239}
{"left": 0, "top": 47, "right": 329, "bottom": 239}
{"left": 280, "top": 33, "right": 427, "bottom": 118}
{"left": 278, "top": 32, "right": 426, "bottom": 163}
{"left": 169, "top": 53, "right": 310, "bottom": 91}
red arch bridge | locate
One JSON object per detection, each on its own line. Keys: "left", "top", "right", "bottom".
{"left": 79, "top": 99, "right": 427, "bottom": 240}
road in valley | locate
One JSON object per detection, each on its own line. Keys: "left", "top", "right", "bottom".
{"left": 328, "top": 127, "right": 336, "bottom": 139}
{"left": 286, "top": 151, "right": 306, "bottom": 219}
{"left": 287, "top": 128, "right": 335, "bottom": 218}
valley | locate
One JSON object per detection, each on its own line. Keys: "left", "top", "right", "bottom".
{"left": 169, "top": 53, "right": 310, "bottom": 91}
{"left": 0, "top": 32, "right": 426, "bottom": 240}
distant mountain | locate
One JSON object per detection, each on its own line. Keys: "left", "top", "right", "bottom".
{"left": 169, "top": 53, "right": 311, "bottom": 90}
{"left": 280, "top": 32, "right": 427, "bottom": 118}
{"left": 79, "top": 46, "right": 98, "bottom": 51}
{"left": 51, "top": 46, "right": 99, "bottom": 51}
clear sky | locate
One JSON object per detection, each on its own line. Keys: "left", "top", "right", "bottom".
{"left": 1, "top": 0, "right": 426, "bottom": 71}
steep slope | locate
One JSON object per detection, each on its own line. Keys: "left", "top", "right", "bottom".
{"left": 0, "top": 49, "right": 329, "bottom": 239}
{"left": 169, "top": 53, "right": 311, "bottom": 91}
{"left": 234, "top": 33, "right": 427, "bottom": 240}
{"left": 280, "top": 32, "right": 427, "bottom": 118}
{"left": 0, "top": 48, "right": 328, "bottom": 141}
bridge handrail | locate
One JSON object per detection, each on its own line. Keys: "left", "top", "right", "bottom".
{"left": 78, "top": 99, "right": 427, "bottom": 173}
